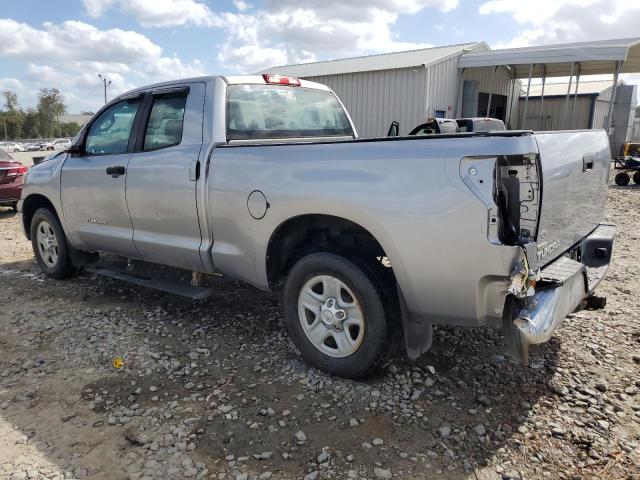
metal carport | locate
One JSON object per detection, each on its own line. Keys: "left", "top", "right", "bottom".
{"left": 458, "top": 38, "right": 640, "bottom": 131}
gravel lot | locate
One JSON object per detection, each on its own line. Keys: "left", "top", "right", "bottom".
{"left": 1, "top": 183, "right": 639, "bottom": 480}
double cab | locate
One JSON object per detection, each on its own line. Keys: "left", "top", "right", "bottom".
{"left": 19, "top": 74, "right": 615, "bottom": 378}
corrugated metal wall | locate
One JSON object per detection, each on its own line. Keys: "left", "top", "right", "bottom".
{"left": 424, "top": 56, "right": 459, "bottom": 119}
{"left": 592, "top": 84, "right": 614, "bottom": 129}
{"left": 306, "top": 67, "right": 428, "bottom": 137}
{"left": 303, "top": 57, "right": 518, "bottom": 137}
{"left": 517, "top": 96, "right": 594, "bottom": 130}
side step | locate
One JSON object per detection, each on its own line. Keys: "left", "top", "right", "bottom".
{"left": 86, "top": 265, "right": 215, "bottom": 300}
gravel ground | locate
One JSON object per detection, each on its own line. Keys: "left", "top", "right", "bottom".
{"left": 1, "top": 183, "right": 639, "bottom": 480}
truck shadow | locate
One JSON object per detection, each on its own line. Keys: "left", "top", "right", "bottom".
{"left": 0, "top": 258, "right": 562, "bottom": 478}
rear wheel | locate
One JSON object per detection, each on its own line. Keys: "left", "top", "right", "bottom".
{"left": 615, "top": 172, "right": 630, "bottom": 186}
{"left": 633, "top": 171, "right": 640, "bottom": 185}
{"left": 30, "top": 208, "right": 77, "bottom": 279}
{"left": 283, "top": 252, "right": 397, "bottom": 378}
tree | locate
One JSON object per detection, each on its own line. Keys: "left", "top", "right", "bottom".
{"left": 36, "top": 88, "right": 67, "bottom": 138}
{"left": 2, "top": 91, "right": 18, "bottom": 112}
{"left": 22, "top": 109, "right": 41, "bottom": 139}
{"left": 0, "top": 91, "right": 23, "bottom": 139}
{"left": 59, "top": 122, "right": 81, "bottom": 137}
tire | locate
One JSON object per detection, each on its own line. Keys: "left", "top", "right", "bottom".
{"left": 283, "top": 252, "right": 398, "bottom": 378}
{"left": 30, "top": 208, "right": 78, "bottom": 279}
{"left": 615, "top": 172, "right": 630, "bottom": 186}
{"left": 633, "top": 171, "right": 640, "bottom": 185}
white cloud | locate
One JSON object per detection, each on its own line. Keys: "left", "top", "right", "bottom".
{"left": 480, "top": 0, "right": 640, "bottom": 48}
{"left": 0, "top": 18, "right": 206, "bottom": 112}
{"left": 83, "top": 0, "right": 222, "bottom": 27}
{"left": 233, "top": 0, "right": 251, "bottom": 12}
{"left": 83, "top": 0, "right": 456, "bottom": 72}
{"left": 0, "top": 19, "right": 162, "bottom": 63}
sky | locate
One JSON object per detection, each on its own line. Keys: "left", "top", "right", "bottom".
{"left": 1, "top": 0, "right": 639, "bottom": 113}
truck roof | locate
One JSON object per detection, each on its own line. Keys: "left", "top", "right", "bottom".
{"left": 115, "top": 75, "right": 332, "bottom": 102}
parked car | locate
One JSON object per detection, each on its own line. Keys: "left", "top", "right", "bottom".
{"left": 456, "top": 117, "right": 506, "bottom": 132}
{"left": 26, "top": 143, "right": 44, "bottom": 152}
{"left": 53, "top": 138, "right": 72, "bottom": 150}
{"left": 408, "top": 117, "right": 460, "bottom": 135}
{"left": 0, "top": 142, "right": 26, "bottom": 153}
{"left": 0, "top": 149, "right": 27, "bottom": 211}
{"left": 406, "top": 117, "right": 506, "bottom": 136}
{"left": 18, "top": 74, "right": 615, "bottom": 378}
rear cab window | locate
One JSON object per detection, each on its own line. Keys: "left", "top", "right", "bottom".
{"left": 226, "top": 84, "right": 354, "bottom": 141}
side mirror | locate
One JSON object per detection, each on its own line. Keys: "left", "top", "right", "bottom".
{"left": 387, "top": 121, "right": 400, "bottom": 137}
{"left": 66, "top": 143, "right": 83, "bottom": 155}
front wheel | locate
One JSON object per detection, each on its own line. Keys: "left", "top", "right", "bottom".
{"left": 283, "top": 252, "right": 397, "bottom": 378}
{"left": 30, "top": 208, "right": 78, "bottom": 279}
{"left": 633, "top": 171, "right": 640, "bottom": 185}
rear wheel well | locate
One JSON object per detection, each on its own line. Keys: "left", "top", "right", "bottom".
{"left": 22, "top": 194, "right": 59, "bottom": 240}
{"left": 266, "top": 214, "right": 393, "bottom": 290}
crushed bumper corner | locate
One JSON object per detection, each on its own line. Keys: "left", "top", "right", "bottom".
{"left": 504, "top": 223, "right": 615, "bottom": 365}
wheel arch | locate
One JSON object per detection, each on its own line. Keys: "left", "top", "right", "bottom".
{"left": 265, "top": 213, "right": 433, "bottom": 361}
{"left": 265, "top": 213, "right": 392, "bottom": 290}
{"left": 21, "top": 194, "right": 60, "bottom": 240}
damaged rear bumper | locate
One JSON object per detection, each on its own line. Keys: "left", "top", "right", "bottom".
{"left": 504, "top": 223, "right": 615, "bottom": 364}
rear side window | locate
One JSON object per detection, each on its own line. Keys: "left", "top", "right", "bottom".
{"left": 226, "top": 85, "right": 353, "bottom": 140}
{"left": 85, "top": 99, "right": 140, "bottom": 155}
{"left": 143, "top": 93, "right": 187, "bottom": 151}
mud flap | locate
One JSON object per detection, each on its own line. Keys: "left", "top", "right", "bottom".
{"left": 502, "top": 295, "right": 530, "bottom": 365}
{"left": 397, "top": 286, "right": 433, "bottom": 360}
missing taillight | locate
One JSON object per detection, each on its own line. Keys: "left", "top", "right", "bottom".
{"left": 494, "top": 154, "right": 540, "bottom": 246}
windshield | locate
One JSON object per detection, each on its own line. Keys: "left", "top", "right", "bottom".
{"left": 226, "top": 85, "right": 354, "bottom": 140}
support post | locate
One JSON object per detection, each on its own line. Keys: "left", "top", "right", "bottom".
{"left": 486, "top": 66, "right": 497, "bottom": 118}
{"left": 521, "top": 64, "right": 534, "bottom": 129}
{"left": 562, "top": 62, "right": 575, "bottom": 129}
{"left": 605, "top": 61, "right": 622, "bottom": 132}
{"left": 539, "top": 71, "right": 546, "bottom": 130}
{"left": 571, "top": 64, "right": 581, "bottom": 128}
{"left": 506, "top": 70, "right": 515, "bottom": 128}
{"left": 455, "top": 68, "right": 465, "bottom": 118}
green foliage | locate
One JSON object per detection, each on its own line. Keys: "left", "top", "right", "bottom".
{"left": 0, "top": 89, "right": 80, "bottom": 140}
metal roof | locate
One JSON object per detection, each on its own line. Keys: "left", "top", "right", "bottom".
{"left": 459, "top": 38, "right": 640, "bottom": 77}
{"left": 263, "top": 42, "right": 487, "bottom": 77}
{"left": 521, "top": 80, "right": 616, "bottom": 97}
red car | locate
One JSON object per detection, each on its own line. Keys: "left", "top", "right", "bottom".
{"left": 0, "top": 149, "right": 28, "bottom": 211}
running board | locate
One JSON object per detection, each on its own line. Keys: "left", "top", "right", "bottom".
{"left": 86, "top": 265, "right": 215, "bottom": 300}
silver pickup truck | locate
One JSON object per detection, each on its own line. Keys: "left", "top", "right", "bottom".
{"left": 19, "top": 74, "right": 615, "bottom": 378}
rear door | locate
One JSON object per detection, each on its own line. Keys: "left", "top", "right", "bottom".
{"left": 61, "top": 95, "right": 143, "bottom": 256}
{"left": 125, "top": 83, "right": 205, "bottom": 271}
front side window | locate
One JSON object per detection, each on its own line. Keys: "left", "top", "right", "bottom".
{"left": 143, "top": 93, "right": 187, "bottom": 151}
{"left": 85, "top": 99, "right": 140, "bottom": 155}
{"left": 226, "top": 85, "right": 353, "bottom": 140}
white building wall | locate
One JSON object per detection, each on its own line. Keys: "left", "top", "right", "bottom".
{"left": 518, "top": 96, "right": 594, "bottom": 130}
{"left": 305, "top": 67, "right": 428, "bottom": 138}
{"left": 424, "top": 55, "right": 459, "bottom": 119}
{"left": 592, "top": 84, "right": 614, "bottom": 129}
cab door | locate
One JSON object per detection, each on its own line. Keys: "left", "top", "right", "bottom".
{"left": 60, "top": 95, "right": 143, "bottom": 257}
{"left": 125, "top": 83, "right": 205, "bottom": 271}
